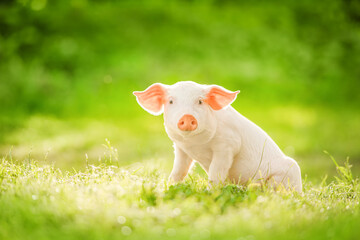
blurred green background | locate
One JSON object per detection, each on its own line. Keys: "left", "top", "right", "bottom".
{"left": 1, "top": 0, "right": 360, "bottom": 181}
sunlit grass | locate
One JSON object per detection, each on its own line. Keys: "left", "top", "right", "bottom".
{"left": 0, "top": 150, "right": 359, "bottom": 240}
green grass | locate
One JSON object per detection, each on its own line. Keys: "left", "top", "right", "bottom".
{"left": 1, "top": 151, "right": 359, "bottom": 240}
{"left": 1, "top": 1, "right": 360, "bottom": 239}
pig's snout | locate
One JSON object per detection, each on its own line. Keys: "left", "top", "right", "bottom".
{"left": 178, "top": 114, "right": 198, "bottom": 131}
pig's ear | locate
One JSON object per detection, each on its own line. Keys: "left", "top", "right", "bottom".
{"left": 133, "top": 83, "right": 167, "bottom": 115}
{"left": 204, "top": 85, "right": 240, "bottom": 110}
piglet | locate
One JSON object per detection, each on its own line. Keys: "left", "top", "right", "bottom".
{"left": 133, "top": 81, "right": 302, "bottom": 192}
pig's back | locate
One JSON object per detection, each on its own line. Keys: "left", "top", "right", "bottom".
{"left": 216, "top": 107, "right": 286, "bottom": 181}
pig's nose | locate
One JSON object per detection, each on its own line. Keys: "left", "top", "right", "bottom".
{"left": 178, "top": 114, "right": 198, "bottom": 131}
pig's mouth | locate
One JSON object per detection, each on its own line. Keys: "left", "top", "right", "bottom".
{"left": 165, "top": 125, "right": 201, "bottom": 140}
{"left": 180, "top": 130, "right": 197, "bottom": 136}
{"left": 166, "top": 124, "right": 215, "bottom": 143}
{"left": 177, "top": 127, "right": 203, "bottom": 138}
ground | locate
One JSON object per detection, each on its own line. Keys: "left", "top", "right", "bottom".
{"left": 0, "top": 154, "right": 359, "bottom": 240}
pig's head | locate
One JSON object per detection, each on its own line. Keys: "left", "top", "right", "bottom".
{"left": 133, "top": 81, "right": 239, "bottom": 143}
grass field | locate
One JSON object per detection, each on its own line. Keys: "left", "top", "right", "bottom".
{"left": 1, "top": 153, "right": 359, "bottom": 240}
{"left": 1, "top": 0, "right": 360, "bottom": 239}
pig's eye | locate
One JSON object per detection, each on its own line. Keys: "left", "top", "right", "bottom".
{"left": 198, "top": 99, "right": 203, "bottom": 105}
{"left": 169, "top": 100, "right": 173, "bottom": 104}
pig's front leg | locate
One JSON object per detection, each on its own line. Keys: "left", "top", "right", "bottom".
{"left": 169, "top": 144, "right": 193, "bottom": 183}
{"left": 208, "top": 148, "right": 234, "bottom": 184}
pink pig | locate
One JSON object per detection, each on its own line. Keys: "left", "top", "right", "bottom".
{"left": 133, "top": 81, "right": 302, "bottom": 192}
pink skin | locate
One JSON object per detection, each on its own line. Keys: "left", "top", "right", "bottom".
{"left": 133, "top": 81, "right": 303, "bottom": 192}
{"left": 133, "top": 82, "right": 238, "bottom": 120}
{"left": 177, "top": 114, "right": 198, "bottom": 131}
{"left": 133, "top": 81, "right": 240, "bottom": 180}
